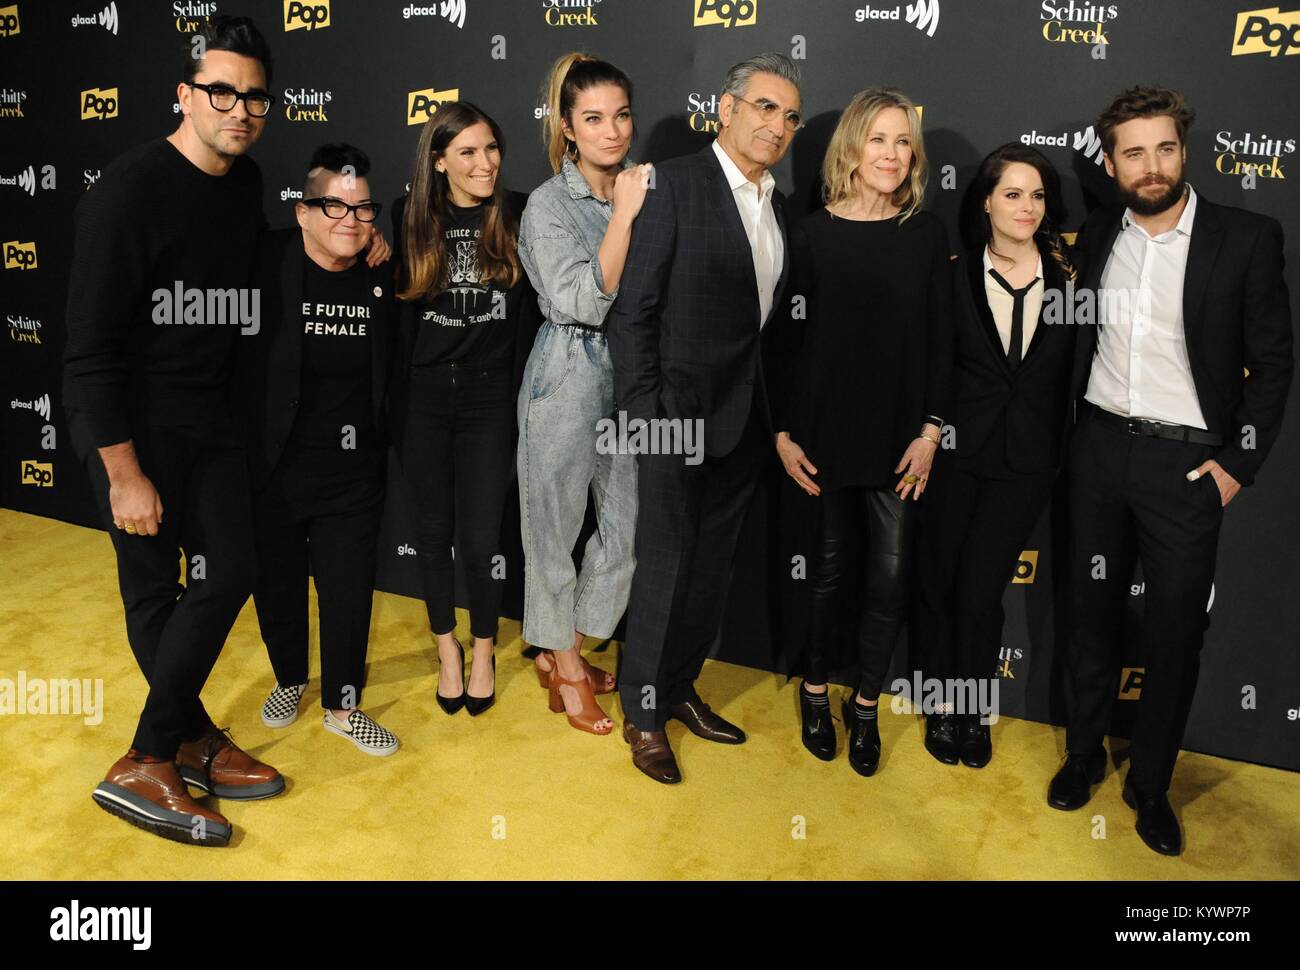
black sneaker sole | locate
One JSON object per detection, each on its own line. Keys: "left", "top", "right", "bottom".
{"left": 179, "top": 766, "right": 286, "bottom": 800}
{"left": 91, "top": 784, "right": 230, "bottom": 846}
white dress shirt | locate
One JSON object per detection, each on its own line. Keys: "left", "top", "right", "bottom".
{"left": 712, "top": 139, "right": 782, "bottom": 328}
{"left": 1085, "top": 185, "right": 1207, "bottom": 429}
{"left": 982, "top": 247, "right": 1044, "bottom": 358}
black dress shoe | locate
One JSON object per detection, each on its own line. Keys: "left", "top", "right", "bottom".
{"left": 465, "top": 653, "right": 495, "bottom": 717}
{"left": 1047, "top": 749, "right": 1106, "bottom": 810}
{"left": 436, "top": 640, "right": 466, "bottom": 716}
{"left": 622, "top": 721, "right": 682, "bottom": 784}
{"left": 841, "top": 697, "right": 881, "bottom": 777}
{"left": 667, "top": 692, "right": 746, "bottom": 744}
{"left": 1123, "top": 779, "right": 1183, "bottom": 856}
{"left": 924, "top": 713, "right": 960, "bottom": 765}
{"left": 958, "top": 714, "right": 992, "bottom": 769}
{"left": 798, "top": 681, "right": 835, "bottom": 761}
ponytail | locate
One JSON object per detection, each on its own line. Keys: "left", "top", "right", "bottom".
{"left": 539, "top": 52, "right": 634, "bottom": 175}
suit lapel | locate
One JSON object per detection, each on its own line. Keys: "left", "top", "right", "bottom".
{"left": 704, "top": 147, "right": 761, "bottom": 324}
{"left": 1181, "top": 196, "right": 1223, "bottom": 355}
{"left": 766, "top": 191, "right": 790, "bottom": 326}
{"left": 965, "top": 254, "right": 1012, "bottom": 375}
{"left": 1021, "top": 251, "right": 1065, "bottom": 364}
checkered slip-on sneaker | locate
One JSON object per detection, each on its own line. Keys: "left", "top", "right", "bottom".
{"left": 323, "top": 709, "right": 399, "bottom": 757}
{"left": 260, "top": 682, "right": 306, "bottom": 728}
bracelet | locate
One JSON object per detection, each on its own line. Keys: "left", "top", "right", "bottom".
{"left": 918, "top": 432, "right": 940, "bottom": 445}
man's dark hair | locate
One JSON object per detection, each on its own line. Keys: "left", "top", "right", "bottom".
{"left": 1096, "top": 85, "right": 1195, "bottom": 157}
{"left": 182, "top": 15, "right": 274, "bottom": 87}
{"left": 303, "top": 143, "right": 372, "bottom": 197}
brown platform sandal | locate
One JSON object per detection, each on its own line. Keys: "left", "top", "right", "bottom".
{"left": 533, "top": 651, "right": 616, "bottom": 694}
{"left": 547, "top": 668, "right": 614, "bottom": 735}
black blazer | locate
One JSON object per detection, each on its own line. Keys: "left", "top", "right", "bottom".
{"left": 1069, "top": 193, "right": 1293, "bottom": 486}
{"left": 607, "top": 145, "right": 790, "bottom": 459}
{"left": 949, "top": 244, "right": 1077, "bottom": 474}
{"left": 238, "top": 227, "right": 396, "bottom": 491}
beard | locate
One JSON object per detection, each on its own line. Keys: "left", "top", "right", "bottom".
{"left": 1117, "top": 171, "right": 1187, "bottom": 216}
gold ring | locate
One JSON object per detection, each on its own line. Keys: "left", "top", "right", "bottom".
{"left": 903, "top": 474, "right": 920, "bottom": 485}
{"left": 124, "top": 525, "right": 137, "bottom": 534}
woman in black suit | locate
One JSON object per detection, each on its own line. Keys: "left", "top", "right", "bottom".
{"left": 914, "top": 143, "right": 1078, "bottom": 768}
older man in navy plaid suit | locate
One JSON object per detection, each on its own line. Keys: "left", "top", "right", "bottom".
{"left": 608, "top": 53, "right": 802, "bottom": 784}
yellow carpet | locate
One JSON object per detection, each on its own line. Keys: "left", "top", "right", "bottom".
{"left": 2, "top": 508, "right": 1296, "bottom": 880}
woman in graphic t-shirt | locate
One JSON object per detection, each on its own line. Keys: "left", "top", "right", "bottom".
{"left": 392, "top": 101, "right": 539, "bottom": 719}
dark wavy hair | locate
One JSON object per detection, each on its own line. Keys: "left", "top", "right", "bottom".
{"left": 542, "top": 53, "right": 634, "bottom": 174}
{"left": 182, "top": 15, "right": 274, "bottom": 86}
{"left": 1096, "top": 85, "right": 1195, "bottom": 157}
{"left": 399, "top": 101, "right": 521, "bottom": 301}
{"left": 959, "top": 142, "right": 1076, "bottom": 281}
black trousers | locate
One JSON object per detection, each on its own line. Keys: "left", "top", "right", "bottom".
{"left": 1065, "top": 409, "right": 1224, "bottom": 794}
{"left": 620, "top": 405, "right": 768, "bottom": 731}
{"left": 916, "top": 450, "right": 1055, "bottom": 690}
{"left": 251, "top": 452, "right": 384, "bottom": 710}
{"left": 401, "top": 362, "right": 515, "bottom": 640}
{"left": 73, "top": 416, "right": 255, "bottom": 759}
{"left": 806, "top": 484, "right": 917, "bottom": 698}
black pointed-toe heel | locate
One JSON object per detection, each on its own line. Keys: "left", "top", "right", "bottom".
{"left": 436, "top": 640, "right": 466, "bottom": 716}
{"left": 465, "top": 652, "right": 496, "bottom": 717}
{"left": 799, "top": 681, "right": 836, "bottom": 761}
{"left": 842, "top": 696, "right": 881, "bottom": 777}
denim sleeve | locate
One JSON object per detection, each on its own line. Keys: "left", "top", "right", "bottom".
{"left": 520, "top": 196, "right": 618, "bottom": 328}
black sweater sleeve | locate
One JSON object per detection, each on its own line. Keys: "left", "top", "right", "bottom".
{"left": 767, "top": 217, "right": 814, "bottom": 435}
{"left": 62, "top": 173, "right": 147, "bottom": 448}
{"left": 922, "top": 217, "right": 955, "bottom": 429}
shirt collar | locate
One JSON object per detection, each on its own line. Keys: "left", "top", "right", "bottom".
{"left": 981, "top": 245, "right": 1043, "bottom": 281}
{"left": 561, "top": 155, "right": 631, "bottom": 203}
{"left": 1121, "top": 183, "right": 1197, "bottom": 239}
{"left": 711, "top": 139, "right": 775, "bottom": 200}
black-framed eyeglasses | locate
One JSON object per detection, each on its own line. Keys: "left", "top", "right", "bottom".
{"left": 189, "top": 81, "right": 275, "bottom": 117}
{"left": 732, "top": 95, "right": 803, "bottom": 132}
{"left": 301, "top": 197, "right": 382, "bottom": 223}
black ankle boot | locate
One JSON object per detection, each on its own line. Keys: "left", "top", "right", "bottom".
{"left": 924, "top": 712, "right": 960, "bottom": 765}
{"left": 799, "top": 681, "right": 836, "bottom": 761}
{"left": 841, "top": 696, "right": 881, "bottom": 777}
{"left": 957, "top": 713, "right": 992, "bottom": 768}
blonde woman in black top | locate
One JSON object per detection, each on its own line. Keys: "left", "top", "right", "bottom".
{"left": 775, "top": 87, "right": 953, "bottom": 777}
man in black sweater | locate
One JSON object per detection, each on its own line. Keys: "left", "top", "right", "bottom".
{"left": 1049, "top": 87, "right": 1293, "bottom": 856}
{"left": 65, "top": 16, "right": 284, "bottom": 847}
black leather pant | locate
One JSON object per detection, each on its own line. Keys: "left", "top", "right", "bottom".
{"left": 807, "top": 485, "right": 916, "bottom": 699}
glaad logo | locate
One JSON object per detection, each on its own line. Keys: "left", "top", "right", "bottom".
{"left": 694, "top": 0, "right": 756, "bottom": 29}
{"left": 1020, "top": 125, "right": 1104, "bottom": 165}
{"left": 80, "top": 86, "right": 119, "bottom": 120}
{"left": 1216, "top": 130, "right": 1295, "bottom": 180}
{"left": 173, "top": 0, "right": 218, "bottom": 33}
{"left": 7, "top": 312, "right": 42, "bottom": 344}
{"left": 49, "top": 900, "right": 150, "bottom": 950}
{"left": 72, "top": 2, "right": 119, "bottom": 34}
{"left": 408, "top": 86, "right": 460, "bottom": 125}
{"left": 10, "top": 393, "right": 51, "bottom": 420}
{"left": 284, "top": 0, "right": 329, "bottom": 31}
{"left": 1231, "top": 6, "right": 1300, "bottom": 56}
{"left": 4, "top": 240, "right": 37, "bottom": 269}
{"left": 854, "top": 0, "right": 940, "bottom": 36}
{"left": 403, "top": 1, "right": 467, "bottom": 29}
{"left": 0, "top": 4, "right": 19, "bottom": 37}
{"left": 20, "top": 459, "right": 53, "bottom": 486}
{"left": 1, "top": 165, "right": 36, "bottom": 195}
{"left": 151, "top": 282, "right": 261, "bottom": 335}
{"left": 0, "top": 87, "right": 27, "bottom": 118}
{"left": 283, "top": 86, "right": 332, "bottom": 121}
{"left": 544, "top": 0, "right": 601, "bottom": 26}
{"left": 1040, "top": 0, "right": 1118, "bottom": 44}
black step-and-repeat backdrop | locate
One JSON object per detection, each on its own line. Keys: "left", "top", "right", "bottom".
{"left": 3, "top": 1, "right": 1297, "bottom": 771}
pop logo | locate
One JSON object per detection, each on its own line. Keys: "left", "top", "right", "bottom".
{"left": 80, "top": 86, "right": 118, "bottom": 120}
{"left": 1232, "top": 6, "right": 1300, "bottom": 56}
{"left": 21, "top": 460, "right": 53, "bottom": 487}
{"left": 284, "top": 0, "right": 329, "bottom": 30}
{"left": 1012, "top": 550, "right": 1038, "bottom": 585}
{"left": 407, "top": 87, "right": 459, "bottom": 125}
{"left": 4, "top": 240, "right": 37, "bottom": 270}
{"left": 694, "top": 0, "right": 756, "bottom": 28}
{"left": 0, "top": 4, "right": 19, "bottom": 37}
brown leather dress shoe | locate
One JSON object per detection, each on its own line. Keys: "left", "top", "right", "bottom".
{"left": 177, "top": 727, "right": 285, "bottom": 800}
{"left": 668, "top": 692, "right": 746, "bottom": 744}
{"left": 92, "top": 751, "right": 232, "bottom": 846}
{"left": 622, "top": 721, "right": 682, "bottom": 784}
